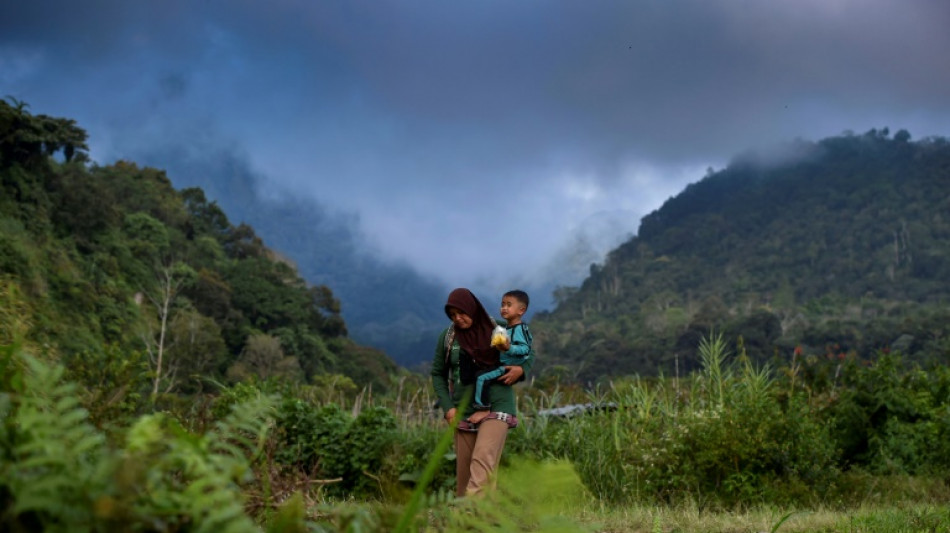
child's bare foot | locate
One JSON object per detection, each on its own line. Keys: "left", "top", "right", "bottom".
{"left": 467, "top": 411, "right": 489, "bottom": 424}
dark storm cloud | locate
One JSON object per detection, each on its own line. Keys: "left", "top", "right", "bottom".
{"left": 7, "top": 1, "right": 950, "bottom": 163}
{"left": 197, "top": 0, "right": 950, "bottom": 166}
{"left": 4, "top": 0, "right": 950, "bottom": 288}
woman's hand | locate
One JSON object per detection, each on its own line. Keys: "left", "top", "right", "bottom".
{"left": 444, "top": 407, "right": 457, "bottom": 425}
{"left": 500, "top": 365, "right": 524, "bottom": 385}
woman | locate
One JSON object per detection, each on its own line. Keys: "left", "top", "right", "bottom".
{"left": 431, "top": 288, "right": 532, "bottom": 497}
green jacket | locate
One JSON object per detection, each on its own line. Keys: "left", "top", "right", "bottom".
{"left": 430, "top": 321, "right": 534, "bottom": 417}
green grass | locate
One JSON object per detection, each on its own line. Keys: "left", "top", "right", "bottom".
{"left": 406, "top": 457, "right": 950, "bottom": 532}
{"left": 324, "top": 453, "right": 944, "bottom": 533}
{"left": 570, "top": 503, "right": 950, "bottom": 532}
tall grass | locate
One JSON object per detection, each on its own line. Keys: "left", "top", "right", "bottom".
{"left": 515, "top": 332, "right": 838, "bottom": 508}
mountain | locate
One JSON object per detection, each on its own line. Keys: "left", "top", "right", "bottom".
{"left": 0, "top": 99, "right": 398, "bottom": 393}
{"left": 126, "top": 142, "right": 450, "bottom": 367}
{"left": 532, "top": 128, "right": 950, "bottom": 383}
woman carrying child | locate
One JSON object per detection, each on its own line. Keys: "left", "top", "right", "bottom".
{"left": 430, "top": 288, "right": 532, "bottom": 497}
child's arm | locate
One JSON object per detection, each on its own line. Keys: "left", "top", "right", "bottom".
{"left": 502, "top": 324, "right": 534, "bottom": 383}
{"left": 503, "top": 324, "right": 531, "bottom": 357}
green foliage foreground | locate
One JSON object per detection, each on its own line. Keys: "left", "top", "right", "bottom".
{"left": 0, "top": 341, "right": 594, "bottom": 532}
{"left": 5, "top": 334, "right": 950, "bottom": 531}
{"left": 1, "top": 342, "right": 275, "bottom": 532}
{"left": 513, "top": 333, "right": 950, "bottom": 511}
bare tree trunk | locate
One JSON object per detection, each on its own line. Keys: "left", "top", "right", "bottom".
{"left": 153, "top": 271, "right": 170, "bottom": 397}
{"left": 144, "top": 263, "right": 185, "bottom": 398}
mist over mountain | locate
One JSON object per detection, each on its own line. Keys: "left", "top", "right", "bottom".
{"left": 129, "top": 142, "right": 451, "bottom": 366}
{"left": 124, "top": 134, "right": 648, "bottom": 368}
{"left": 487, "top": 210, "right": 638, "bottom": 318}
{"left": 128, "top": 126, "right": 950, "bottom": 381}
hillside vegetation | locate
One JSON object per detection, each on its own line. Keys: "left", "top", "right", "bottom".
{"left": 0, "top": 98, "right": 398, "bottom": 401}
{"left": 533, "top": 128, "right": 950, "bottom": 383}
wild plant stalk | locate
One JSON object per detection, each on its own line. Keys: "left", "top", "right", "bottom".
{"left": 738, "top": 357, "right": 773, "bottom": 407}
{"left": 734, "top": 337, "right": 774, "bottom": 406}
{"left": 698, "top": 330, "right": 730, "bottom": 410}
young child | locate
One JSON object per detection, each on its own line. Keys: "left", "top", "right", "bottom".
{"left": 467, "top": 290, "right": 533, "bottom": 424}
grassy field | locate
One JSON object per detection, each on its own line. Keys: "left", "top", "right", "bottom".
{"left": 414, "top": 496, "right": 950, "bottom": 532}
{"left": 406, "top": 459, "right": 950, "bottom": 533}
{"left": 572, "top": 503, "right": 950, "bottom": 532}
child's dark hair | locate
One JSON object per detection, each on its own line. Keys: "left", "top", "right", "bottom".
{"left": 504, "top": 289, "right": 530, "bottom": 310}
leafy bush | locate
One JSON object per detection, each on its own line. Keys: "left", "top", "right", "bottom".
{"left": 273, "top": 399, "right": 349, "bottom": 478}
{"left": 272, "top": 396, "right": 399, "bottom": 498}
{"left": 346, "top": 406, "right": 397, "bottom": 495}
{"left": 521, "top": 334, "right": 840, "bottom": 508}
{"left": 388, "top": 424, "right": 454, "bottom": 496}
{"left": 825, "top": 352, "right": 950, "bottom": 475}
{"left": 64, "top": 343, "right": 150, "bottom": 428}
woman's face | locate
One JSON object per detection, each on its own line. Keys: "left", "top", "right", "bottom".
{"left": 446, "top": 307, "right": 473, "bottom": 330}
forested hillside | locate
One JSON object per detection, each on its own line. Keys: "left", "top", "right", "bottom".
{"left": 143, "top": 145, "right": 450, "bottom": 367}
{"left": 0, "top": 99, "right": 398, "bottom": 396}
{"left": 532, "top": 128, "right": 950, "bottom": 383}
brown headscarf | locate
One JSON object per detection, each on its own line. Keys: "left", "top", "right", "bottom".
{"left": 444, "top": 288, "right": 499, "bottom": 368}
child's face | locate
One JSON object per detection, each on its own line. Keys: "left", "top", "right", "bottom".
{"left": 500, "top": 296, "right": 526, "bottom": 321}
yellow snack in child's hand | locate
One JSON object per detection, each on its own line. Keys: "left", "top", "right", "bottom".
{"left": 491, "top": 325, "right": 508, "bottom": 348}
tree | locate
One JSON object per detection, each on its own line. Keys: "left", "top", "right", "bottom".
{"left": 167, "top": 309, "right": 227, "bottom": 392}
{"left": 124, "top": 212, "right": 170, "bottom": 261}
{"left": 0, "top": 97, "right": 89, "bottom": 168}
{"left": 180, "top": 187, "right": 231, "bottom": 239}
{"left": 140, "top": 261, "right": 197, "bottom": 397}
{"left": 227, "top": 333, "right": 302, "bottom": 382}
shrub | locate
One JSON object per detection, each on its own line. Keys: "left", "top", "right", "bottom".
{"left": 388, "top": 424, "right": 454, "bottom": 497}
{"left": 535, "top": 334, "right": 840, "bottom": 508}
{"left": 273, "top": 398, "right": 399, "bottom": 498}
{"left": 826, "top": 353, "right": 950, "bottom": 475}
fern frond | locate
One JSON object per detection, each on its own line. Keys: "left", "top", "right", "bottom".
{"left": 119, "top": 394, "right": 276, "bottom": 532}
{"left": 209, "top": 393, "right": 276, "bottom": 461}
{"left": 4, "top": 351, "right": 109, "bottom": 531}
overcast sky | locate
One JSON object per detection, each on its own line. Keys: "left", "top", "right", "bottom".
{"left": 3, "top": 0, "right": 950, "bottom": 291}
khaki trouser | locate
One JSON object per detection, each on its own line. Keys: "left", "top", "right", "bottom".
{"left": 454, "top": 419, "right": 509, "bottom": 497}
